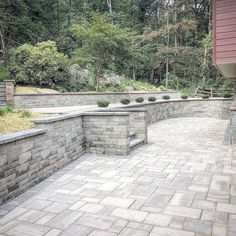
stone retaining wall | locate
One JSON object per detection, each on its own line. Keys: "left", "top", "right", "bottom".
{"left": 121, "top": 98, "right": 232, "bottom": 124}
{"left": 0, "top": 109, "right": 147, "bottom": 204}
{"left": 0, "top": 114, "right": 85, "bottom": 204}
{"left": 13, "top": 92, "right": 180, "bottom": 108}
{"left": 0, "top": 98, "right": 232, "bottom": 204}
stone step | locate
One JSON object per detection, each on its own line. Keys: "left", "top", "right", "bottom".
{"left": 129, "top": 131, "right": 136, "bottom": 140}
{"left": 130, "top": 138, "right": 144, "bottom": 150}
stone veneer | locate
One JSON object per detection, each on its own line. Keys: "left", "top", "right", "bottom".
{"left": 13, "top": 92, "right": 180, "bottom": 108}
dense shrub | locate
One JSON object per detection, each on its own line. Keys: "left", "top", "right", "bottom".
{"left": 181, "top": 95, "right": 188, "bottom": 99}
{"left": 120, "top": 97, "right": 131, "bottom": 105}
{"left": 202, "top": 95, "right": 210, "bottom": 99}
{"left": 148, "top": 96, "right": 156, "bottom": 102}
{"left": 65, "top": 65, "right": 96, "bottom": 92}
{"left": 97, "top": 99, "right": 110, "bottom": 107}
{"left": 9, "top": 41, "right": 68, "bottom": 88}
{"left": 102, "top": 72, "right": 121, "bottom": 86}
{"left": 162, "top": 95, "right": 170, "bottom": 100}
{"left": 221, "top": 92, "right": 232, "bottom": 98}
{"left": 0, "top": 67, "right": 9, "bottom": 82}
{"left": 135, "top": 97, "right": 144, "bottom": 103}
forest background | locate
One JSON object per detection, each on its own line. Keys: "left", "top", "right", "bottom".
{"left": 0, "top": 0, "right": 232, "bottom": 95}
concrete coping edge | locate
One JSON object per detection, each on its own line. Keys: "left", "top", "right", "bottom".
{"left": 82, "top": 111, "right": 130, "bottom": 116}
{"left": 33, "top": 111, "right": 84, "bottom": 124}
{"left": 0, "top": 129, "right": 47, "bottom": 145}
{"left": 122, "top": 98, "right": 232, "bottom": 108}
{"left": 13, "top": 91, "right": 180, "bottom": 96}
{"left": 96, "top": 108, "right": 147, "bottom": 112}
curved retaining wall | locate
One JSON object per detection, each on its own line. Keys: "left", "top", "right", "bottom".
{"left": 13, "top": 91, "right": 180, "bottom": 108}
{"left": 120, "top": 98, "right": 232, "bottom": 123}
{"left": 0, "top": 98, "right": 232, "bottom": 204}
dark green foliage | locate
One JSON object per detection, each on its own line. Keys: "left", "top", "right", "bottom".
{"left": 181, "top": 95, "right": 188, "bottom": 100}
{"left": 9, "top": 41, "right": 68, "bottom": 88}
{"left": 0, "top": 0, "right": 221, "bottom": 94}
{"left": 148, "top": 96, "right": 156, "bottom": 102}
{"left": 0, "top": 106, "right": 13, "bottom": 116}
{"left": 97, "top": 99, "right": 110, "bottom": 107}
{"left": 202, "top": 95, "right": 210, "bottom": 99}
{"left": 120, "top": 98, "right": 131, "bottom": 105}
{"left": 0, "top": 67, "right": 9, "bottom": 82}
{"left": 162, "top": 95, "right": 170, "bottom": 100}
{"left": 135, "top": 97, "right": 144, "bottom": 103}
{"left": 222, "top": 93, "right": 232, "bottom": 99}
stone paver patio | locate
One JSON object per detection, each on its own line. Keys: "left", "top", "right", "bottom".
{"left": 0, "top": 117, "right": 235, "bottom": 236}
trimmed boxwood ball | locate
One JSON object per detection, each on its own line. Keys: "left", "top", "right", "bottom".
{"left": 135, "top": 97, "right": 144, "bottom": 103}
{"left": 162, "top": 95, "right": 170, "bottom": 100}
{"left": 120, "top": 97, "right": 131, "bottom": 105}
{"left": 202, "top": 95, "right": 210, "bottom": 99}
{"left": 97, "top": 99, "right": 110, "bottom": 107}
{"left": 181, "top": 95, "right": 188, "bottom": 99}
{"left": 148, "top": 96, "right": 156, "bottom": 102}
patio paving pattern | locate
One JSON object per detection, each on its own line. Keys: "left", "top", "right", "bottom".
{"left": 0, "top": 117, "right": 235, "bottom": 236}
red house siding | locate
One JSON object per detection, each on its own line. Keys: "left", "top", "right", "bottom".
{"left": 213, "top": 0, "right": 236, "bottom": 78}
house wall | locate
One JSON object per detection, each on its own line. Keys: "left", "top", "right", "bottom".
{"left": 213, "top": 0, "right": 236, "bottom": 65}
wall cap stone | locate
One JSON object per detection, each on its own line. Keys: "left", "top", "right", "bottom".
{"left": 0, "top": 129, "right": 47, "bottom": 145}
{"left": 34, "top": 112, "right": 84, "bottom": 124}
{"left": 82, "top": 111, "right": 130, "bottom": 116}
{"left": 123, "top": 98, "right": 232, "bottom": 108}
{"left": 14, "top": 91, "right": 179, "bottom": 96}
{"left": 97, "top": 108, "right": 147, "bottom": 113}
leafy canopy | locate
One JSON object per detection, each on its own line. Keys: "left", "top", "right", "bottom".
{"left": 9, "top": 40, "right": 68, "bottom": 87}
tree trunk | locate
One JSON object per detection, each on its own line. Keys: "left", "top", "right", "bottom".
{"left": 106, "top": 0, "right": 112, "bottom": 14}
{"left": 96, "top": 66, "right": 101, "bottom": 92}
{"left": 166, "top": 10, "right": 170, "bottom": 88}
{"left": 132, "top": 67, "right": 136, "bottom": 81}
{"left": 0, "top": 25, "right": 5, "bottom": 64}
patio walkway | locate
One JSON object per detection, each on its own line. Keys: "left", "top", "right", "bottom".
{"left": 0, "top": 117, "right": 235, "bottom": 236}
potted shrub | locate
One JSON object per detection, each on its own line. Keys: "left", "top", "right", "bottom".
{"left": 97, "top": 99, "right": 110, "bottom": 107}
{"left": 135, "top": 97, "right": 144, "bottom": 103}
{"left": 148, "top": 96, "right": 156, "bottom": 102}
{"left": 181, "top": 95, "right": 188, "bottom": 99}
{"left": 120, "top": 97, "right": 131, "bottom": 105}
{"left": 202, "top": 95, "right": 210, "bottom": 99}
{"left": 162, "top": 95, "right": 170, "bottom": 100}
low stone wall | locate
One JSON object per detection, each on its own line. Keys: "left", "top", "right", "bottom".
{"left": 13, "top": 91, "right": 180, "bottom": 108}
{"left": 121, "top": 98, "right": 232, "bottom": 124}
